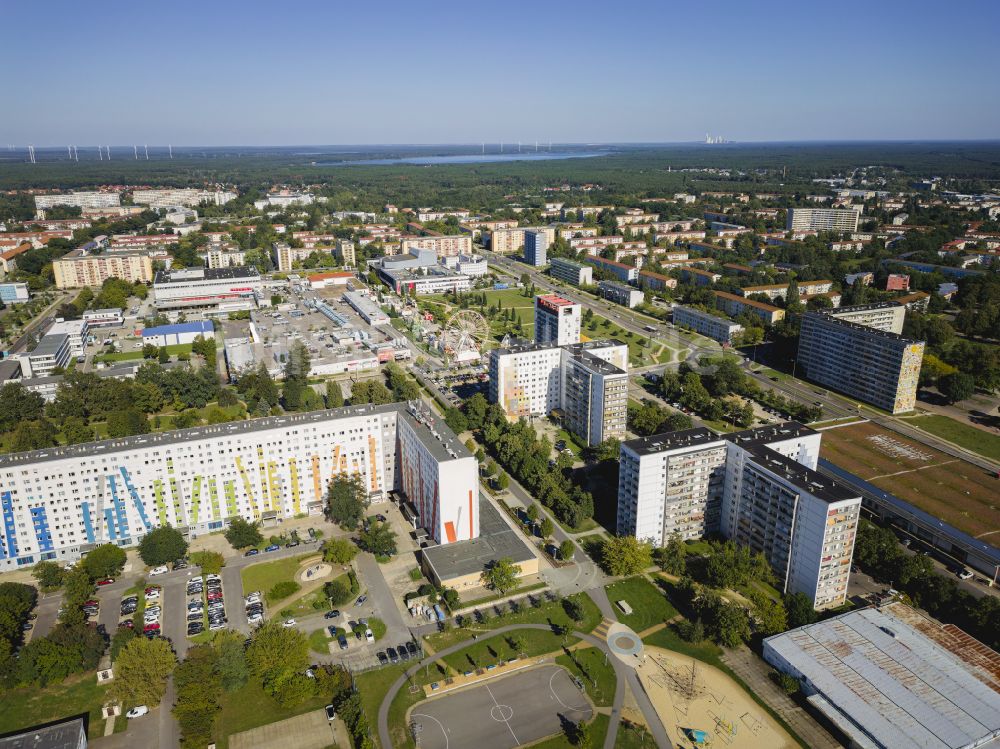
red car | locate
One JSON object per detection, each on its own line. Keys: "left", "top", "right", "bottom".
{"left": 97, "top": 578, "right": 115, "bottom": 586}
{"left": 121, "top": 620, "right": 134, "bottom": 629}
{"left": 143, "top": 623, "right": 160, "bottom": 632}
{"left": 85, "top": 599, "right": 99, "bottom": 607}
{"left": 144, "top": 586, "right": 160, "bottom": 594}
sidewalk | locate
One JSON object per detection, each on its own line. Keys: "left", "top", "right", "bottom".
{"left": 721, "top": 646, "right": 840, "bottom": 749}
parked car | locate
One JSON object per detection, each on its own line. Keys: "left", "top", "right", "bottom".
{"left": 324, "top": 610, "right": 340, "bottom": 619}
{"left": 97, "top": 578, "right": 115, "bottom": 586}
{"left": 265, "top": 544, "right": 280, "bottom": 553}
{"left": 405, "top": 642, "right": 418, "bottom": 657}
{"left": 125, "top": 706, "right": 149, "bottom": 719}
{"left": 355, "top": 595, "right": 367, "bottom": 606}
{"left": 377, "top": 651, "right": 388, "bottom": 665}
{"left": 365, "top": 629, "right": 374, "bottom": 643}
{"left": 282, "top": 619, "right": 297, "bottom": 628}
{"left": 325, "top": 705, "right": 336, "bottom": 721}
{"left": 149, "top": 565, "right": 169, "bottom": 576}
{"left": 387, "top": 647, "right": 399, "bottom": 663}
{"left": 338, "top": 635, "right": 349, "bottom": 650}
{"left": 244, "top": 549, "right": 259, "bottom": 557}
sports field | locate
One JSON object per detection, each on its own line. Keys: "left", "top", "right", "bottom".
{"left": 819, "top": 421, "right": 1000, "bottom": 539}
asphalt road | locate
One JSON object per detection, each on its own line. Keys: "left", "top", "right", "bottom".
{"left": 412, "top": 665, "right": 593, "bottom": 749}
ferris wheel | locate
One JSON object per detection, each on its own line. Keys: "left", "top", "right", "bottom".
{"left": 440, "top": 309, "right": 490, "bottom": 362}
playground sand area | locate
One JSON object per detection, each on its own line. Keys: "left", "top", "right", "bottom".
{"left": 637, "top": 646, "right": 794, "bottom": 749}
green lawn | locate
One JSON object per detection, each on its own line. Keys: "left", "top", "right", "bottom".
{"left": 213, "top": 680, "right": 330, "bottom": 749}
{"left": 555, "top": 645, "right": 617, "bottom": 707}
{"left": 641, "top": 623, "right": 724, "bottom": 668}
{"left": 604, "top": 577, "right": 678, "bottom": 633}
{"left": 614, "top": 717, "right": 658, "bottom": 748}
{"left": 356, "top": 663, "right": 411, "bottom": 749}
{"left": 441, "top": 629, "right": 572, "bottom": 674}
{"left": 584, "top": 316, "right": 656, "bottom": 365}
{"left": 0, "top": 673, "right": 112, "bottom": 739}
{"left": 909, "top": 414, "right": 1000, "bottom": 461}
{"left": 240, "top": 554, "right": 314, "bottom": 596}
{"left": 308, "top": 627, "right": 334, "bottom": 654}
{"left": 458, "top": 581, "right": 547, "bottom": 607}
{"left": 94, "top": 342, "right": 196, "bottom": 363}
{"left": 426, "top": 592, "right": 602, "bottom": 651}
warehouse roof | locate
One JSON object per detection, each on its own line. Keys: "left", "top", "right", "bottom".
{"left": 142, "top": 320, "right": 214, "bottom": 337}
{"left": 765, "top": 603, "right": 1000, "bottom": 749}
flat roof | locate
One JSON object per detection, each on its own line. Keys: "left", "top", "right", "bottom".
{"left": 742, "top": 444, "right": 858, "bottom": 504}
{"left": 154, "top": 266, "right": 260, "bottom": 284}
{"left": 536, "top": 293, "right": 576, "bottom": 307}
{"left": 0, "top": 400, "right": 468, "bottom": 469}
{"left": 422, "top": 496, "right": 537, "bottom": 580}
{"left": 714, "top": 290, "right": 782, "bottom": 313}
{"left": 31, "top": 334, "right": 68, "bottom": 357}
{"left": 142, "top": 321, "right": 213, "bottom": 336}
{"left": 0, "top": 716, "right": 87, "bottom": 749}
{"left": 623, "top": 427, "right": 724, "bottom": 456}
{"left": 765, "top": 603, "right": 1000, "bottom": 749}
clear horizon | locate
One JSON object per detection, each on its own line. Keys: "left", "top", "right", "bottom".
{"left": 3, "top": 0, "right": 998, "bottom": 146}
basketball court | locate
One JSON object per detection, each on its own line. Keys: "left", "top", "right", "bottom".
{"left": 409, "top": 665, "right": 593, "bottom": 749}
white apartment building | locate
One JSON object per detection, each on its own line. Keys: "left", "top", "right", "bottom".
{"left": 253, "top": 193, "right": 315, "bottom": 210}
{"left": 549, "top": 257, "right": 593, "bottom": 287}
{"left": 617, "top": 423, "right": 857, "bottom": 609}
{"left": 598, "top": 280, "right": 644, "bottom": 309}
{"left": 786, "top": 208, "right": 860, "bottom": 233}
{"left": 35, "top": 192, "right": 120, "bottom": 216}
{"left": 0, "top": 402, "right": 477, "bottom": 570}
{"left": 488, "top": 340, "right": 627, "bottom": 446}
{"left": 738, "top": 280, "right": 833, "bottom": 302}
{"left": 400, "top": 234, "right": 472, "bottom": 258}
{"left": 273, "top": 242, "right": 332, "bottom": 272}
{"left": 416, "top": 209, "right": 470, "bottom": 222}
{"left": 534, "top": 294, "right": 581, "bottom": 346}
{"left": 672, "top": 305, "right": 743, "bottom": 344}
{"left": 132, "top": 189, "right": 237, "bottom": 209}
{"left": 618, "top": 429, "right": 728, "bottom": 543}
{"left": 13, "top": 334, "right": 71, "bottom": 378}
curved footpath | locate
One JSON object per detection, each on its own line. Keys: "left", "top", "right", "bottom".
{"left": 376, "top": 621, "right": 670, "bottom": 749}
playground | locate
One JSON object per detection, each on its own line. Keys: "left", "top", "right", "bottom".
{"left": 636, "top": 646, "right": 794, "bottom": 749}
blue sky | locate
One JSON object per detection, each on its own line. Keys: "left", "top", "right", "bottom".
{"left": 2, "top": 0, "right": 998, "bottom": 146}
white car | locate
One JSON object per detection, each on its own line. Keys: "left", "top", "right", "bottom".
{"left": 188, "top": 576, "right": 203, "bottom": 584}
{"left": 148, "top": 565, "right": 169, "bottom": 576}
{"left": 365, "top": 628, "right": 374, "bottom": 643}
{"left": 145, "top": 590, "right": 160, "bottom": 600}
{"left": 282, "top": 619, "right": 297, "bottom": 628}
{"left": 126, "top": 706, "right": 149, "bottom": 719}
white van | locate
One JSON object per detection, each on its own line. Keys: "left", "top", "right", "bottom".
{"left": 149, "top": 565, "right": 169, "bottom": 576}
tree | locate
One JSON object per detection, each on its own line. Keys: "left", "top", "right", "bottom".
{"left": 61, "top": 416, "right": 95, "bottom": 445}
{"left": 214, "top": 629, "right": 250, "bottom": 692}
{"left": 173, "top": 644, "right": 222, "bottom": 747}
{"left": 600, "top": 536, "right": 653, "bottom": 576}
{"left": 443, "top": 407, "right": 468, "bottom": 434}
{"left": 496, "top": 472, "right": 510, "bottom": 491}
{"left": 137, "top": 525, "right": 188, "bottom": 567}
{"left": 749, "top": 591, "right": 788, "bottom": 636}
{"left": 246, "top": 620, "right": 309, "bottom": 686}
{"left": 324, "top": 579, "right": 352, "bottom": 606}
{"left": 109, "top": 636, "right": 177, "bottom": 708}
{"left": 481, "top": 557, "right": 521, "bottom": 596}
{"left": 325, "top": 380, "right": 344, "bottom": 408}
{"left": 539, "top": 517, "right": 555, "bottom": 539}
{"left": 32, "top": 561, "right": 64, "bottom": 592}
{"left": 190, "top": 550, "right": 225, "bottom": 575}
{"left": 225, "top": 518, "right": 263, "bottom": 550}
{"left": 562, "top": 597, "right": 584, "bottom": 622}
{"left": 81, "top": 543, "right": 127, "bottom": 581}
{"left": 106, "top": 408, "right": 150, "bottom": 438}
{"left": 358, "top": 521, "right": 397, "bottom": 558}
{"left": 938, "top": 371, "right": 975, "bottom": 403}
{"left": 559, "top": 540, "right": 575, "bottom": 562}
{"left": 321, "top": 538, "right": 357, "bottom": 565}
{"left": 526, "top": 504, "right": 539, "bottom": 522}
{"left": 654, "top": 534, "right": 687, "bottom": 576}
{"left": 108, "top": 622, "right": 139, "bottom": 660}
{"left": 325, "top": 474, "right": 367, "bottom": 529}
{"left": 784, "top": 592, "right": 819, "bottom": 629}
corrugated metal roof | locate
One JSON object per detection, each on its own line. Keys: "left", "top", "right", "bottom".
{"left": 765, "top": 604, "right": 1000, "bottom": 749}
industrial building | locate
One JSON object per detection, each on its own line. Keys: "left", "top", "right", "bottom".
{"left": 0, "top": 282, "right": 29, "bottom": 304}
{"left": 671, "top": 305, "right": 743, "bottom": 344}
{"left": 549, "top": 257, "right": 593, "bottom": 287}
{"left": 141, "top": 320, "right": 215, "bottom": 347}
{"left": 377, "top": 265, "right": 471, "bottom": 296}
{"left": 488, "top": 339, "right": 628, "bottom": 446}
{"left": 0, "top": 402, "right": 477, "bottom": 570}
{"left": 764, "top": 602, "right": 1000, "bottom": 749}
{"left": 152, "top": 267, "right": 264, "bottom": 312}
{"left": 343, "top": 292, "right": 389, "bottom": 325}
{"left": 534, "top": 294, "right": 581, "bottom": 346}
{"left": 617, "top": 423, "right": 860, "bottom": 609}
{"left": 797, "top": 303, "right": 924, "bottom": 413}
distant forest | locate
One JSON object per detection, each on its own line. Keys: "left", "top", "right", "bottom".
{"left": 1, "top": 142, "right": 998, "bottom": 210}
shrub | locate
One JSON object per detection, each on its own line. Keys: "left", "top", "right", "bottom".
{"left": 268, "top": 580, "right": 301, "bottom": 601}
